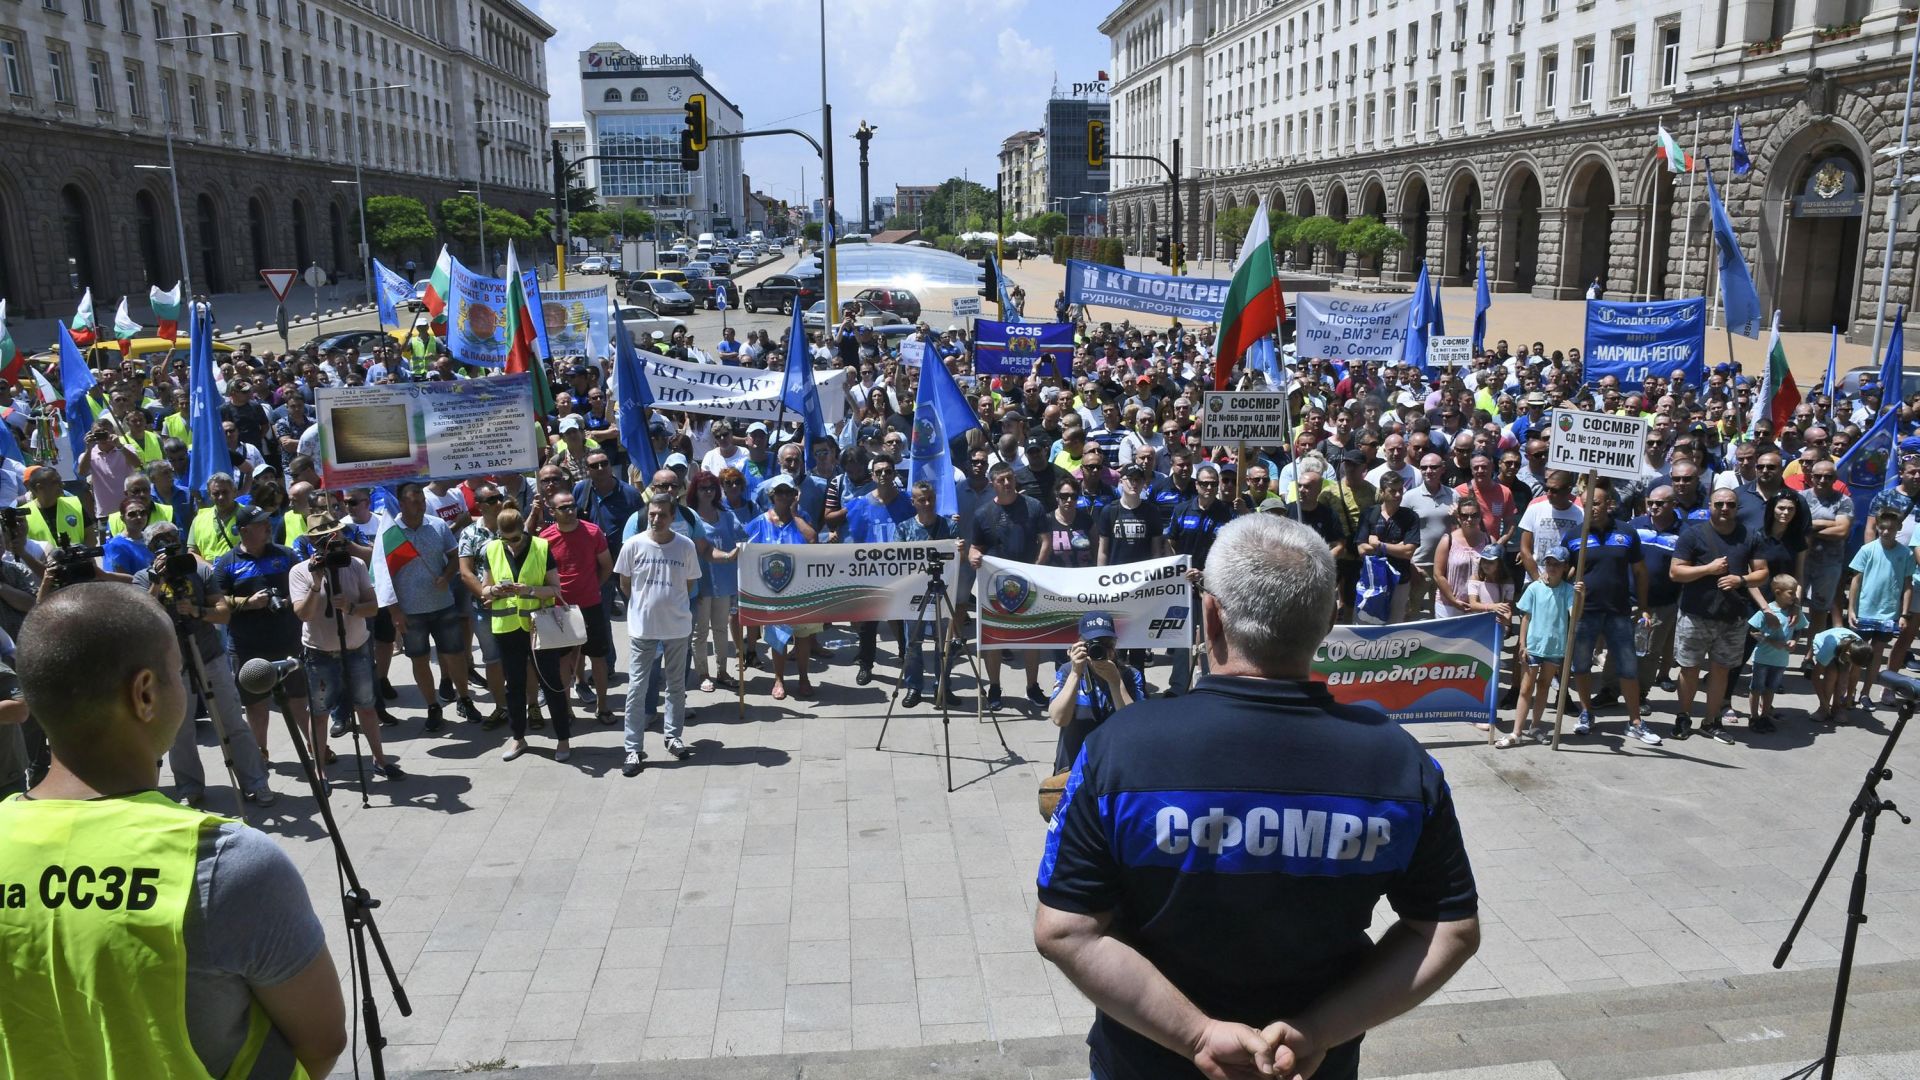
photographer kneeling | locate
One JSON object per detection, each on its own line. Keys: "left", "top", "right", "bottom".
{"left": 1046, "top": 612, "right": 1144, "bottom": 778}
{"left": 288, "top": 513, "right": 402, "bottom": 782}
{"left": 132, "top": 520, "right": 277, "bottom": 807}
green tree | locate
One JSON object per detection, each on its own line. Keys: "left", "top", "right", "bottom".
{"left": 484, "top": 207, "right": 538, "bottom": 244}
{"left": 921, "top": 178, "right": 998, "bottom": 236}
{"left": 610, "top": 208, "right": 655, "bottom": 237}
{"left": 438, "top": 195, "right": 484, "bottom": 246}
{"left": 1214, "top": 206, "right": 1257, "bottom": 251}
{"left": 1335, "top": 215, "right": 1409, "bottom": 261}
{"left": 1017, "top": 211, "right": 1069, "bottom": 241}
{"left": 571, "top": 211, "right": 613, "bottom": 243}
{"left": 1293, "top": 215, "right": 1345, "bottom": 264}
{"left": 365, "top": 195, "right": 436, "bottom": 255}
{"left": 802, "top": 221, "right": 823, "bottom": 241}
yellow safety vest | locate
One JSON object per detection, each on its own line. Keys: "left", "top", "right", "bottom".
{"left": 107, "top": 502, "right": 175, "bottom": 537}
{"left": 0, "top": 790, "right": 296, "bottom": 1080}
{"left": 188, "top": 506, "right": 240, "bottom": 559}
{"left": 483, "top": 535, "right": 550, "bottom": 635}
{"left": 24, "top": 495, "right": 86, "bottom": 546}
{"left": 121, "top": 428, "right": 165, "bottom": 465}
{"left": 281, "top": 510, "right": 308, "bottom": 548}
{"left": 163, "top": 413, "right": 192, "bottom": 447}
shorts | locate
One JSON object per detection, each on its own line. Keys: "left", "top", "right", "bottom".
{"left": 235, "top": 652, "right": 310, "bottom": 706}
{"left": 579, "top": 602, "right": 612, "bottom": 656}
{"left": 1572, "top": 612, "right": 1637, "bottom": 675}
{"left": 468, "top": 594, "right": 500, "bottom": 665}
{"left": 305, "top": 644, "right": 377, "bottom": 713}
{"left": 400, "top": 605, "right": 465, "bottom": 659}
{"left": 373, "top": 607, "right": 395, "bottom": 644}
{"left": 790, "top": 622, "right": 823, "bottom": 639}
{"left": 1675, "top": 612, "right": 1746, "bottom": 669}
{"left": 1749, "top": 662, "right": 1786, "bottom": 693}
{"left": 1526, "top": 656, "right": 1563, "bottom": 671}
{"left": 1803, "top": 555, "right": 1845, "bottom": 608}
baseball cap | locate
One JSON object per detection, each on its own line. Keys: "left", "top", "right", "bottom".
{"left": 1122, "top": 463, "right": 1150, "bottom": 480}
{"left": 663, "top": 452, "right": 690, "bottom": 472}
{"left": 1477, "top": 543, "right": 1503, "bottom": 561}
{"left": 746, "top": 421, "right": 769, "bottom": 436}
{"left": 1541, "top": 545, "right": 1570, "bottom": 565}
{"left": 558, "top": 414, "right": 585, "bottom": 432}
{"left": 250, "top": 462, "right": 278, "bottom": 478}
{"left": 232, "top": 504, "right": 272, "bottom": 529}
{"left": 760, "top": 473, "right": 797, "bottom": 493}
{"left": 1078, "top": 611, "right": 1118, "bottom": 642}
{"left": 857, "top": 424, "right": 884, "bottom": 443}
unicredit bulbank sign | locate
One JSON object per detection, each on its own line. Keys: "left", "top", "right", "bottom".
{"left": 582, "top": 50, "right": 702, "bottom": 75}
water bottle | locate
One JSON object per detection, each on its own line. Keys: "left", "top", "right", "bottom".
{"left": 1633, "top": 614, "right": 1657, "bottom": 658}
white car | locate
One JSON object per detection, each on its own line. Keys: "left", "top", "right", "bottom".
{"left": 577, "top": 256, "right": 608, "bottom": 274}
{"left": 613, "top": 304, "right": 686, "bottom": 343}
{"left": 802, "top": 299, "right": 908, "bottom": 331}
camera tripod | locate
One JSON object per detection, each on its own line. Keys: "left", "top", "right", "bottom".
{"left": 1772, "top": 671, "right": 1914, "bottom": 1080}
{"left": 179, "top": 633, "right": 254, "bottom": 825}
{"left": 272, "top": 669, "right": 412, "bottom": 1080}
{"left": 322, "top": 556, "right": 379, "bottom": 808}
{"left": 874, "top": 561, "right": 1013, "bottom": 793}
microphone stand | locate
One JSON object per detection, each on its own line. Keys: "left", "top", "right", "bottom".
{"left": 1771, "top": 674, "right": 1914, "bottom": 1080}
{"left": 269, "top": 662, "right": 412, "bottom": 1080}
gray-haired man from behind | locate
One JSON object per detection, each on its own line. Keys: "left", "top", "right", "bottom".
{"left": 1035, "top": 514, "right": 1480, "bottom": 1080}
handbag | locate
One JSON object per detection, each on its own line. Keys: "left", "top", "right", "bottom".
{"left": 531, "top": 603, "right": 588, "bottom": 651}
{"left": 1354, "top": 555, "right": 1404, "bottom": 625}
{"left": 1038, "top": 771, "right": 1071, "bottom": 821}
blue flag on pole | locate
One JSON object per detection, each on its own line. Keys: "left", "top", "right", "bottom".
{"left": 1472, "top": 248, "right": 1491, "bottom": 355}
{"left": 1706, "top": 167, "right": 1763, "bottom": 339}
{"left": 910, "top": 344, "right": 983, "bottom": 518}
{"left": 0, "top": 417, "right": 23, "bottom": 468}
{"left": 1245, "top": 337, "right": 1280, "bottom": 388}
{"left": 1876, "top": 306, "right": 1905, "bottom": 414}
{"left": 992, "top": 253, "right": 1021, "bottom": 323}
{"left": 372, "top": 259, "right": 413, "bottom": 329}
{"left": 1429, "top": 270, "right": 1446, "bottom": 335}
{"left": 1731, "top": 116, "right": 1752, "bottom": 177}
{"left": 185, "top": 303, "right": 227, "bottom": 499}
{"left": 612, "top": 301, "right": 659, "bottom": 482}
{"left": 56, "top": 324, "right": 96, "bottom": 466}
{"left": 1823, "top": 325, "right": 1839, "bottom": 404}
{"left": 780, "top": 300, "right": 828, "bottom": 466}
{"left": 1405, "top": 263, "right": 1431, "bottom": 372}
{"left": 1836, "top": 401, "right": 1899, "bottom": 549}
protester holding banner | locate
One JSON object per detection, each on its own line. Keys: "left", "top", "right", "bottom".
{"left": 687, "top": 472, "right": 746, "bottom": 695}
{"left": 744, "top": 475, "right": 819, "bottom": 701}
{"left": 968, "top": 463, "right": 1050, "bottom": 712}
{"left": 845, "top": 455, "right": 916, "bottom": 686}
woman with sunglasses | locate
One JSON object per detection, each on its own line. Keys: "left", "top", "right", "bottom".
{"left": 475, "top": 508, "right": 575, "bottom": 763}
{"left": 717, "top": 466, "right": 756, "bottom": 517}
{"left": 688, "top": 470, "right": 746, "bottom": 693}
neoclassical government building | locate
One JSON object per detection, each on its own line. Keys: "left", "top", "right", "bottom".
{"left": 1102, "top": 0, "right": 1905, "bottom": 340}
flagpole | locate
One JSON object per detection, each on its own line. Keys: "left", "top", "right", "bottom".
{"left": 1871, "top": 15, "right": 1920, "bottom": 360}
{"left": 1678, "top": 111, "right": 1703, "bottom": 301}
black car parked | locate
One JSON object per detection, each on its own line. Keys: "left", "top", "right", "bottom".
{"left": 741, "top": 274, "right": 822, "bottom": 315}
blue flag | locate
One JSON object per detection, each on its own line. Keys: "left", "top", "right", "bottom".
{"left": 1472, "top": 248, "right": 1491, "bottom": 356}
{"left": 1836, "top": 401, "right": 1899, "bottom": 550}
{"left": 992, "top": 253, "right": 1021, "bottom": 323}
{"left": 1823, "top": 325, "right": 1838, "bottom": 405}
{"left": 1405, "top": 263, "right": 1430, "bottom": 372}
{"left": 1428, "top": 270, "right": 1446, "bottom": 335}
{"left": 1731, "top": 116, "right": 1752, "bottom": 177}
{"left": 1877, "top": 306, "right": 1905, "bottom": 416}
{"left": 1706, "top": 167, "right": 1762, "bottom": 339}
{"left": 184, "top": 303, "right": 227, "bottom": 499}
{"left": 372, "top": 259, "right": 413, "bottom": 329}
{"left": 1245, "top": 337, "right": 1280, "bottom": 388}
{"left": 612, "top": 302, "right": 660, "bottom": 482}
{"left": 780, "top": 300, "right": 828, "bottom": 465}
{"left": 910, "top": 346, "right": 983, "bottom": 517}
{"left": 56, "top": 324, "right": 97, "bottom": 467}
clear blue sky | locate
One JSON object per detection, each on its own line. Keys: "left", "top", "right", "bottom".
{"left": 527, "top": 0, "right": 1113, "bottom": 214}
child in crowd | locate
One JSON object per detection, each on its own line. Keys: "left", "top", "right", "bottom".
{"left": 1810, "top": 625, "right": 1874, "bottom": 723}
{"left": 1501, "top": 545, "right": 1575, "bottom": 749}
{"left": 1747, "top": 574, "right": 1806, "bottom": 733}
{"left": 1469, "top": 544, "right": 1517, "bottom": 725}
{"left": 1846, "top": 508, "right": 1914, "bottom": 701}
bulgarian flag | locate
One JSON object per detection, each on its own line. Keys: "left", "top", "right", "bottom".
{"left": 69, "top": 288, "right": 97, "bottom": 348}
{"left": 1210, "top": 194, "right": 1286, "bottom": 390}
{"left": 112, "top": 297, "right": 141, "bottom": 354}
{"left": 503, "top": 242, "right": 555, "bottom": 414}
{"left": 150, "top": 281, "right": 183, "bottom": 339}
{"left": 368, "top": 518, "right": 420, "bottom": 608}
{"left": 0, "top": 300, "right": 22, "bottom": 384}
{"left": 1750, "top": 310, "right": 1800, "bottom": 436}
{"left": 423, "top": 246, "right": 454, "bottom": 317}
{"left": 1656, "top": 123, "right": 1694, "bottom": 174}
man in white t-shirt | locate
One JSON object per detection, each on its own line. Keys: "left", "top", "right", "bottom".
{"left": 613, "top": 492, "right": 700, "bottom": 775}
{"left": 698, "top": 420, "right": 751, "bottom": 477}
{"left": 1364, "top": 434, "right": 1416, "bottom": 491}
{"left": 1519, "top": 471, "right": 1586, "bottom": 582}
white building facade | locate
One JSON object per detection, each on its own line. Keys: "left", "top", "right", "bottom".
{"left": 579, "top": 43, "right": 745, "bottom": 238}
{"left": 1102, "top": 0, "right": 1908, "bottom": 338}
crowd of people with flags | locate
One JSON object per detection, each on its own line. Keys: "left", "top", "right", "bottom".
{"left": 0, "top": 205, "right": 1912, "bottom": 798}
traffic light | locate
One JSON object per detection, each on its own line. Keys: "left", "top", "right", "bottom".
{"left": 1087, "top": 119, "right": 1106, "bottom": 168}
{"left": 1171, "top": 240, "right": 1183, "bottom": 273}
{"left": 679, "top": 93, "right": 707, "bottom": 171}
{"left": 1154, "top": 236, "right": 1170, "bottom": 265}
{"left": 979, "top": 257, "right": 998, "bottom": 301}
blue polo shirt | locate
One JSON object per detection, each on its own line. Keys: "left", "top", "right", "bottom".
{"left": 1039, "top": 676, "right": 1476, "bottom": 1080}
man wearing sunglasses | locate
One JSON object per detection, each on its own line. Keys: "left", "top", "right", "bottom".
{"left": 1669, "top": 491, "right": 1771, "bottom": 741}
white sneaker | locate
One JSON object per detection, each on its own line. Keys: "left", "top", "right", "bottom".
{"left": 502, "top": 740, "right": 527, "bottom": 762}
{"left": 1627, "top": 723, "right": 1664, "bottom": 746}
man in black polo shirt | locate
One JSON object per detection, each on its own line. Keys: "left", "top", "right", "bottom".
{"left": 1164, "top": 462, "right": 1233, "bottom": 696}
{"left": 1036, "top": 514, "right": 1480, "bottom": 1080}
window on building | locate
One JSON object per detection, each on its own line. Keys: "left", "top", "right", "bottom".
{"left": 1452, "top": 74, "right": 1465, "bottom": 124}
{"left": 1508, "top": 61, "right": 1524, "bottom": 114}
{"left": 1428, "top": 80, "right": 1441, "bottom": 129}
{"left": 0, "top": 38, "right": 24, "bottom": 98}
{"left": 260, "top": 40, "right": 272, "bottom": 73}
{"left": 117, "top": 0, "right": 135, "bottom": 30}
{"left": 282, "top": 47, "right": 292, "bottom": 79}
{"left": 1405, "top": 86, "right": 1417, "bottom": 132}
{"left": 159, "top": 69, "right": 176, "bottom": 121}
{"left": 214, "top": 83, "right": 229, "bottom": 130}
{"left": 629, "top": 87, "right": 647, "bottom": 101}
{"left": 1614, "top": 34, "right": 1635, "bottom": 98}
{"left": 1479, "top": 69, "right": 1493, "bottom": 119}
{"left": 187, "top": 76, "right": 204, "bottom": 127}
{"left": 1384, "top": 91, "right": 1396, "bottom": 135}
{"left": 602, "top": 87, "right": 619, "bottom": 102}
{"left": 181, "top": 14, "right": 197, "bottom": 49}
{"left": 1365, "top": 97, "right": 1376, "bottom": 141}
{"left": 1541, "top": 53, "right": 1558, "bottom": 109}
{"left": 1660, "top": 25, "right": 1681, "bottom": 87}
{"left": 152, "top": 4, "right": 169, "bottom": 39}
{"left": 301, "top": 55, "right": 311, "bottom": 86}
{"left": 296, "top": 0, "right": 307, "bottom": 32}
{"left": 211, "top": 24, "right": 226, "bottom": 60}
{"left": 87, "top": 55, "right": 108, "bottom": 109}
{"left": 124, "top": 60, "right": 145, "bottom": 114}
{"left": 82, "top": 0, "right": 102, "bottom": 24}
{"left": 43, "top": 0, "right": 64, "bottom": 14}
{"left": 48, "top": 45, "right": 73, "bottom": 104}
{"left": 265, "top": 92, "right": 278, "bottom": 142}
{"left": 241, "top": 89, "right": 254, "bottom": 136}
{"left": 237, "top": 33, "right": 249, "bottom": 67}
{"left": 1575, "top": 43, "right": 1594, "bottom": 102}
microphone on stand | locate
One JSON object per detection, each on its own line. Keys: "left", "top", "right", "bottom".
{"left": 238, "top": 657, "right": 301, "bottom": 697}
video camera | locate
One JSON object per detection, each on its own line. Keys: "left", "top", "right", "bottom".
{"left": 152, "top": 538, "right": 197, "bottom": 590}
{"left": 45, "top": 542, "right": 105, "bottom": 589}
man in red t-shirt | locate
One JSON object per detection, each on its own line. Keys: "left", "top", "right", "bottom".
{"left": 539, "top": 490, "right": 617, "bottom": 724}
{"left": 1454, "top": 451, "right": 1515, "bottom": 542}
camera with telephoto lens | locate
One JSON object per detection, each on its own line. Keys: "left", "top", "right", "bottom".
{"left": 1084, "top": 640, "right": 1108, "bottom": 664}
{"left": 260, "top": 587, "right": 289, "bottom": 613}
{"left": 0, "top": 506, "right": 22, "bottom": 539}
{"left": 319, "top": 532, "right": 354, "bottom": 570}
{"left": 154, "top": 538, "right": 196, "bottom": 589}
{"left": 46, "top": 542, "right": 105, "bottom": 589}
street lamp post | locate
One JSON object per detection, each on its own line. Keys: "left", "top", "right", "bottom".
{"left": 147, "top": 30, "right": 238, "bottom": 299}
{"left": 470, "top": 117, "right": 519, "bottom": 274}
{"left": 343, "top": 82, "right": 411, "bottom": 304}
